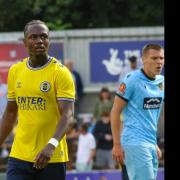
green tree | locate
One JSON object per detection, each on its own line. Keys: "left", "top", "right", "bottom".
{"left": 0, "top": 0, "right": 164, "bottom": 32}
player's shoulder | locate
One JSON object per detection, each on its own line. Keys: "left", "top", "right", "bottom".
{"left": 123, "top": 69, "right": 141, "bottom": 82}
{"left": 50, "top": 57, "right": 63, "bottom": 66}
{"left": 50, "top": 57, "right": 69, "bottom": 72}
{"left": 156, "top": 74, "right": 164, "bottom": 82}
{"left": 154, "top": 75, "right": 164, "bottom": 87}
{"left": 9, "top": 58, "right": 28, "bottom": 72}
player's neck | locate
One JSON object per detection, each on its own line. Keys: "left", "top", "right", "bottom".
{"left": 141, "top": 68, "right": 156, "bottom": 80}
{"left": 29, "top": 54, "right": 49, "bottom": 68}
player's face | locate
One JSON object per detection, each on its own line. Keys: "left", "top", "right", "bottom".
{"left": 24, "top": 24, "right": 49, "bottom": 57}
{"left": 130, "top": 61, "right": 137, "bottom": 70}
{"left": 143, "top": 49, "right": 164, "bottom": 78}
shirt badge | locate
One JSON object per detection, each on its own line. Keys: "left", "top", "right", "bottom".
{"left": 40, "top": 81, "right": 51, "bottom": 92}
{"left": 118, "top": 83, "right": 126, "bottom": 95}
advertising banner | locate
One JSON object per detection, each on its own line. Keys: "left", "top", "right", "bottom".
{"left": 90, "top": 40, "right": 164, "bottom": 83}
{"left": 0, "top": 43, "right": 63, "bottom": 83}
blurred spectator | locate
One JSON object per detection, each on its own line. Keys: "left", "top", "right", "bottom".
{"left": 93, "top": 112, "right": 115, "bottom": 169}
{"left": 118, "top": 56, "right": 138, "bottom": 83}
{"left": 64, "top": 59, "right": 84, "bottom": 100}
{"left": 64, "top": 59, "right": 84, "bottom": 117}
{"left": 66, "top": 121, "right": 79, "bottom": 170}
{"left": 76, "top": 123, "right": 96, "bottom": 172}
{"left": 93, "top": 87, "right": 113, "bottom": 122}
{"left": 0, "top": 74, "right": 9, "bottom": 158}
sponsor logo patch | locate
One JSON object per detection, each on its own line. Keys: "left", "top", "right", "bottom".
{"left": 16, "top": 82, "right": 22, "bottom": 88}
{"left": 118, "top": 83, "right": 126, "bottom": 95}
{"left": 143, "top": 97, "right": 162, "bottom": 109}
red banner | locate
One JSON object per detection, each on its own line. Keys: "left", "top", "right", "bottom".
{"left": 0, "top": 42, "right": 63, "bottom": 83}
{"left": 0, "top": 43, "right": 27, "bottom": 83}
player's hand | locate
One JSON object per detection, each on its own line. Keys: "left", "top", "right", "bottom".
{"left": 156, "top": 145, "right": 162, "bottom": 159}
{"left": 33, "top": 144, "right": 55, "bottom": 169}
{"left": 112, "top": 144, "right": 124, "bottom": 165}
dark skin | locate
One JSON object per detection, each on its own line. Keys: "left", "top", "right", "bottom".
{"left": 0, "top": 23, "right": 74, "bottom": 169}
{"left": 23, "top": 23, "right": 50, "bottom": 67}
{"left": 34, "top": 101, "right": 74, "bottom": 169}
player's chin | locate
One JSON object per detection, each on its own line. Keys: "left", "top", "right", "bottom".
{"left": 34, "top": 51, "right": 47, "bottom": 56}
{"left": 155, "top": 69, "right": 162, "bottom": 75}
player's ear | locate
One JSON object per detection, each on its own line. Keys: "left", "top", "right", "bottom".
{"left": 142, "top": 56, "right": 146, "bottom": 65}
{"left": 23, "top": 38, "right": 27, "bottom": 47}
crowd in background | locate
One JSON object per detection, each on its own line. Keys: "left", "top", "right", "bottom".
{"left": 0, "top": 57, "right": 164, "bottom": 174}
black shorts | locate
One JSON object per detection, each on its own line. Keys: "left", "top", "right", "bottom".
{"left": 6, "top": 157, "right": 66, "bottom": 180}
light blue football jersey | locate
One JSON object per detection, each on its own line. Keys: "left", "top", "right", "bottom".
{"left": 116, "top": 69, "right": 164, "bottom": 146}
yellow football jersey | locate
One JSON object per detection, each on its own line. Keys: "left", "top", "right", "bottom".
{"left": 7, "top": 57, "right": 75, "bottom": 163}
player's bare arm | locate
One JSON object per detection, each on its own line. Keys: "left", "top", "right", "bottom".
{"left": 0, "top": 101, "right": 17, "bottom": 146}
{"left": 110, "top": 96, "right": 127, "bottom": 165}
{"left": 156, "top": 144, "right": 162, "bottom": 159}
{"left": 33, "top": 100, "right": 74, "bottom": 169}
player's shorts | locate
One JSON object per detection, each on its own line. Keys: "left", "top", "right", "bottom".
{"left": 6, "top": 157, "right": 66, "bottom": 180}
{"left": 123, "top": 144, "right": 158, "bottom": 180}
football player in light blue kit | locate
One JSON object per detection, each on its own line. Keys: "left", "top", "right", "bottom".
{"left": 111, "top": 44, "right": 164, "bottom": 180}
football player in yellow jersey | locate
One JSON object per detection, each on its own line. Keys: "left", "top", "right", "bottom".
{"left": 0, "top": 20, "right": 75, "bottom": 180}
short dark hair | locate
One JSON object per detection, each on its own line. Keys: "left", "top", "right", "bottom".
{"left": 80, "top": 123, "right": 89, "bottom": 132}
{"left": 24, "top": 20, "right": 49, "bottom": 37}
{"left": 101, "top": 111, "right": 110, "bottom": 117}
{"left": 99, "top": 87, "right": 111, "bottom": 100}
{"left": 128, "top": 56, "right": 137, "bottom": 62}
{"left": 142, "top": 44, "right": 163, "bottom": 56}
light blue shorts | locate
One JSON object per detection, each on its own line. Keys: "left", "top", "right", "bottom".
{"left": 123, "top": 144, "right": 158, "bottom": 180}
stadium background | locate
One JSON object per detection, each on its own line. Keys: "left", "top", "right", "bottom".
{"left": 0, "top": 27, "right": 164, "bottom": 180}
{"left": 0, "top": 0, "right": 164, "bottom": 179}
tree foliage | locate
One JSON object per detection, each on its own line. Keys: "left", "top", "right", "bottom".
{"left": 0, "top": 0, "right": 164, "bottom": 32}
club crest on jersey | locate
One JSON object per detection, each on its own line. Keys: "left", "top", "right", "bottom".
{"left": 119, "top": 83, "right": 126, "bottom": 95}
{"left": 40, "top": 82, "right": 51, "bottom": 92}
{"left": 158, "top": 83, "right": 163, "bottom": 91}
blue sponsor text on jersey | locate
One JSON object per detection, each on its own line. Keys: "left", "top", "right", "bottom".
{"left": 17, "top": 96, "right": 46, "bottom": 110}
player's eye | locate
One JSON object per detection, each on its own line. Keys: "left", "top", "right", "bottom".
{"left": 40, "top": 34, "right": 48, "bottom": 40}
{"left": 30, "top": 35, "right": 38, "bottom": 40}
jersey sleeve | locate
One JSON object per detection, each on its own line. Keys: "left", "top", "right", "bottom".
{"left": 7, "top": 65, "right": 16, "bottom": 101}
{"left": 115, "top": 73, "right": 135, "bottom": 102}
{"left": 55, "top": 65, "right": 75, "bottom": 102}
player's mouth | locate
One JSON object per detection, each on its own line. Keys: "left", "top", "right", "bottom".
{"left": 34, "top": 46, "right": 45, "bottom": 52}
{"left": 156, "top": 67, "right": 162, "bottom": 72}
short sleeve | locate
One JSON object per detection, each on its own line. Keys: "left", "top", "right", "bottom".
{"left": 7, "top": 65, "right": 16, "bottom": 101}
{"left": 115, "top": 73, "right": 135, "bottom": 102}
{"left": 55, "top": 66, "right": 75, "bottom": 102}
{"left": 89, "top": 134, "right": 96, "bottom": 149}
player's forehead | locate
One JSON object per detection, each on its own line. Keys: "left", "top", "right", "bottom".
{"left": 26, "top": 23, "right": 49, "bottom": 36}
{"left": 146, "top": 48, "right": 164, "bottom": 57}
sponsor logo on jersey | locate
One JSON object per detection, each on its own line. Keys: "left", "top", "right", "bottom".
{"left": 118, "top": 83, "right": 126, "bottom": 95}
{"left": 16, "top": 82, "right": 22, "bottom": 88}
{"left": 40, "top": 81, "right": 51, "bottom": 92}
{"left": 143, "top": 97, "right": 162, "bottom": 109}
{"left": 17, "top": 96, "right": 46, "bottom": 111}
